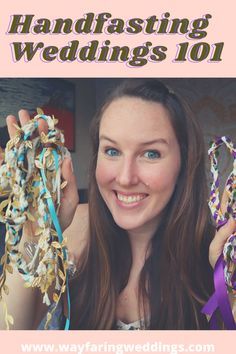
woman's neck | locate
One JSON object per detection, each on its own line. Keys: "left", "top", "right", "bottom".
{"left": 127, "top": 228, "right": 153, "bottom": 275}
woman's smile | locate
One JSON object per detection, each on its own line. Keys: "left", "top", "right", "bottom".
{"left": 114, "top": 190, "right": 149, "bottom": 208}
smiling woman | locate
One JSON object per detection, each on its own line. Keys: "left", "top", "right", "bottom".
{"left": 77, "top": 79, "right": 214, "bottom": 330}
{"left": 96, "top": 97, "right": 181, "bottom": 235}
{"left": 0, "top": 79, "right": 235, "bottom": 330}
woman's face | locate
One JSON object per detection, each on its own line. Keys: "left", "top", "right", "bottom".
{"left": 96, "top": 96, "right": 181, "bottom": 236}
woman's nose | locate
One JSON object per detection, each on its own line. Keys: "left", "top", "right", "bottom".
{"left": 115, "top": 158, "right": 139, "bottom": 186}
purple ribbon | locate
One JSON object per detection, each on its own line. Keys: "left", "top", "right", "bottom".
{"left": 202, "top": 254, "right": 236, "bottom": 330}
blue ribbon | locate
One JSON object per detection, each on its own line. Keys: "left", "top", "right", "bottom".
{"left": 39, "top": 146, "right": 71, "bottom": 330}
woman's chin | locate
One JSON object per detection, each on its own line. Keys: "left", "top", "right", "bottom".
{"left": 111, "top": 214, "right": 144, "bottom": 233}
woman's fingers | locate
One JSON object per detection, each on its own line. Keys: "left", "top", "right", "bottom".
{"left": 209, "top": 217, "right": 236, "bottom": 268}
{"left": 7, "top": 110, "right": 31, "bottom": 139}
{"left": 220, "top": 187, "right": 229, "bottom": 215}
{"left": 6, "top": 115, "right": 18, "bottom": 139}
{"left": 18, "top": 109, "right": 30, "bottom": 127}
{"left": 37, "top": 118, "right": 48, "bottom": 136}
{"left": 214, "top": 217, "right": 236, "bottom": 246}
{"left": 6, "top": 110, "right": 49, "bottom": 141}
{"left": 19, "top": 109, "right": 48, "bottom": 137}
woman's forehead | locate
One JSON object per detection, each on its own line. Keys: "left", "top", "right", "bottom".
{"left": 99, "top": 96, "right": 176, "bottom": 142}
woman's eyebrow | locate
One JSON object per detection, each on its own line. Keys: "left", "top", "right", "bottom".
{"left": 99, "top": 135, "right": 117, "bottom": 144}
{"left": 138, "top": 138, "right": 169, "bottom": 146}
{"left": 99, "top": 135, "right": 169, "bottom": 146}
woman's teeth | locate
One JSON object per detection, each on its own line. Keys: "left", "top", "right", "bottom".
{"left": 116, "top": 193, "right": 146, "bottom": 204}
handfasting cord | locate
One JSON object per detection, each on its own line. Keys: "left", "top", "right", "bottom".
{"left": 202, "top": 136, "right": 236, "bottom": 329}
{"left": 0, "top": 110, "right": 71, "bottom": 330}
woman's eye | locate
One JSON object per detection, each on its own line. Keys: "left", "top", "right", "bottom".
{"left": 143, "top": 150, "right": 161, "bottom": 160}
{"left": 104, "top": 148, "right": 120, "bottom": 157}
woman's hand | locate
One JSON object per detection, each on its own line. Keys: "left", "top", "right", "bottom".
{"left": 6, "top": 109, "right": 79, "bottom": 233}
{"left": 58, "top": 157, "right": 79, "bottom": 232}
{"left": 208, "top": 187, "right": 236, "bottom": 269}
{"left": 209, "top": 217, "right": 236, "bottom": 268}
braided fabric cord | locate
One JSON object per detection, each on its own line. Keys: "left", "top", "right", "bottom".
{"left": 208, "top": 136, "right": 236, "bottom": 293}
{"left": 0, "top": 110, "right": 70, "bottom": 329}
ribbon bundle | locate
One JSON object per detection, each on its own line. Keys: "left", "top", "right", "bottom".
{"left": 0, "top": 110, "right": 71, "bottom": 329}
{"left": 202, "top": 136, "right": 236, "bottom": 329}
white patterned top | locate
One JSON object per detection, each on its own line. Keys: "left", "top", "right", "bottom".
{"left": 116, "top": 318, "right": 147, "bottom": 330}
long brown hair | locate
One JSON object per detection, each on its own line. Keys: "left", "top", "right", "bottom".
{"left": 70, "top": 79, "right": 214, "bottom": 329}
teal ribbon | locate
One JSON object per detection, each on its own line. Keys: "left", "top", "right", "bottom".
{"left": 38, "top": 131, "right": 71, "bottom": 330}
